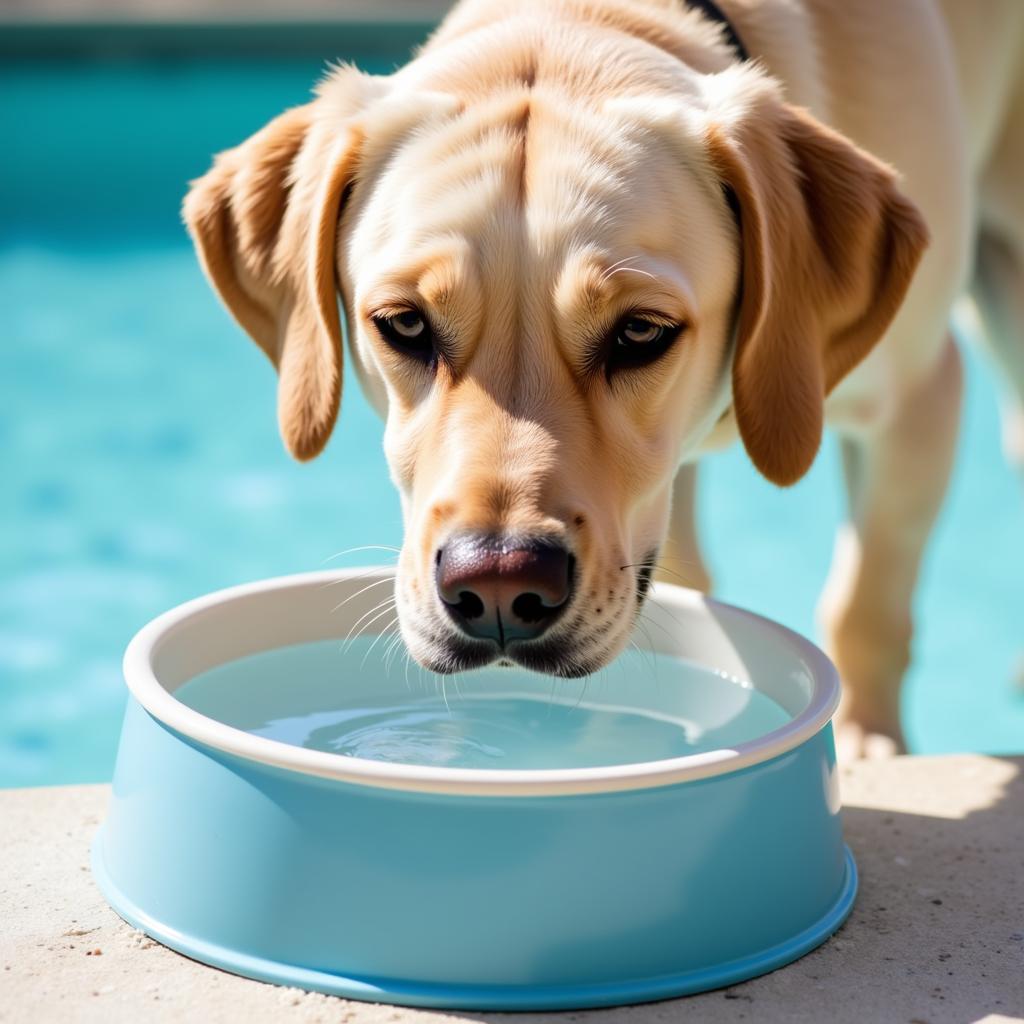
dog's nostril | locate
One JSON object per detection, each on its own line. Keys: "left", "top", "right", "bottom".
{"left": 511, "top": 592, "right": 547, "bottom": 623}
{"left": 454, "top": 590, "right": 485, "bottom": 620}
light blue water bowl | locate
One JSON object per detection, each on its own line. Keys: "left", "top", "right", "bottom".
{"left": 93, "top": 568, "right": 856, "bottom": 1010}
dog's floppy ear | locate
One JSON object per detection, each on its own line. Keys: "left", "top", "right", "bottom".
{"left": 704, "top": 76, "right": 929, "bottom": 485}
{"left": 183, "top": 100, "right": 363, "bottom": 460}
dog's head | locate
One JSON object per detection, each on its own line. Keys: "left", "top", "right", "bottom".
{"left": 185, "top": 54, "right": 927, "bottom": 676}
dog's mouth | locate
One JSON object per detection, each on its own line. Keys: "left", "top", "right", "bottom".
{"left": 415, "top": 631, "right": 612, "bottom": 678}
{"left": 410, "top": 551, "right": 659, "bottom": 678}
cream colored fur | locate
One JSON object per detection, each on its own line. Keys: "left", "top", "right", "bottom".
{"left": 185, "top": 0, "right": 1024, "bottom": 757}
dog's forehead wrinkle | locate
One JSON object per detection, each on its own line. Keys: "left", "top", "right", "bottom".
{"left": 379, "top": 88, "right": 642, "bottom": 223}
{"left": 360, "top": 95, "right": 717, "bottom": 320}
{"left": 360, "top": 119, "right": 528, "bottom": 258}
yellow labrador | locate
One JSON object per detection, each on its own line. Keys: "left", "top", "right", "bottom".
{"left": 185, "top": 0, "right": 1024, "bottom": 758}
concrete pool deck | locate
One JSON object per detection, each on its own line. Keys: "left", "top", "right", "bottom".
{"left": 2, "top": 754, "right": 1022, "bottom": 1024}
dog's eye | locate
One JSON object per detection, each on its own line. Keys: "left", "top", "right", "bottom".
{"left": 620, "top": 318, "right": 664, "bottom": 345}
{"left": 390, "top": 310, "right": 427, "bottom": 339}
{"left": 373, "top": 309, "right": 434, "bottom": 360}
{"left": 607, "top": 316, "right": 681, "bottom": 372}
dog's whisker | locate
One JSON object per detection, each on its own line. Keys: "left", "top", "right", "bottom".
{"left": 330, "top": 575, "right": 397, "bottom": 614}
{"left": 648, "top": 553, "right": 707, "bottom": 573}
{"left": 629, "top": 620, "right": 660, "bottom": 673}
{"left": 382, "top": 629, "right": 408, "bottom": 675}
{"left": 382, "top": 625, "right": 404, "bottom": 661}
{"left": 402, "top": 646, "right": 413, "bottom": 692}
{"left": 321, "top": 545, "right": 401, "bottom": 566}
{"left": 649, "top": 551, "right": 704, "bottom": 567}
{"left": 318, "top": 568, "right": 397, "bottom": 592}
{"left": 360, "top": 614, "right": 400, "bottom": 670}
{"left": 331, "top": 586, "right": 394, "bottom": 618}
{"left": 620, "top": 561, "right": 705, "bottom": 589}
{"left": 641, "top": 592, "right": 690, "bottom": 636}
{"left": 603, "top": 265, "right": 655, "bottom": 282}
{"left": 451, "top": 673, "right": 465, "bottom": 702}
{"left": 620, "top": 560, "right": 697, "bottom": 576}
{"left": 597, "top": 254, "right": 643, "bottom": 284}
{"left": 342, "top": 602, "right": 398, "bottom": 652}
{"left": 340, "top": 596, "right": 397, "bottom": 647}
{"left": 571, "top": 672, "right": 590, "bottom": 711}
{"left": 598, "top": 255, "right": 636, "bottom": 278}
{"left": 390, "top": 644, "right": 411, "bottom": 683}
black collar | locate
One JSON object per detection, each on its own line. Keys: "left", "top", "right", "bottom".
{"left": 685, "top": 0, "right": 749, "bottom": 63}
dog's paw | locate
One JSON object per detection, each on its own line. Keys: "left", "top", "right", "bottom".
{"left": 833, "top": 712, "right": 906, "bottom": 762}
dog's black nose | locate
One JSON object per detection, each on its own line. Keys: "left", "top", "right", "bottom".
{"left": 436, "top": 533, "right": 574, "bottom": 644}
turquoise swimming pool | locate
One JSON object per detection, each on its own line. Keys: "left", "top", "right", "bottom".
{"left": 3, "top": 30, "right": 1022, "bottom": 787}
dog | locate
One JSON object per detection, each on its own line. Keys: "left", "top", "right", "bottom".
{"left": 184, "top": 0, "right": 1024, "bottom": 759}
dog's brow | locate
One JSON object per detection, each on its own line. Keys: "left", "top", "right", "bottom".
{"left": 419, "top": 256, "right": 464, "bottom": 309}
{"left": 555, "top": 255, "right": 617, "bottom": 316}
{"left": 361, "top": 252, "right": 468, "bottom": 314}
{"left": 556, "top": 254, "right": 691, "bottom": 325}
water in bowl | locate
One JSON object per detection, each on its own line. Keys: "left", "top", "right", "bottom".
{"left": 176, "top": 637, "right": 790, "bottom": 770}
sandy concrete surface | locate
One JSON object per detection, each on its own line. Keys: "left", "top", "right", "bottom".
{"left": 2, "top": 755, "right": 1022, "bottom": 1024}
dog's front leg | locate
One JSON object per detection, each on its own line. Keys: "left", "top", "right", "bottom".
{"left": 819, "top": 337, "right": 963, "bottom": 760}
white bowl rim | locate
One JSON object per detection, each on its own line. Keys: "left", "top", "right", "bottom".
{"left": 122, "top": 568, "right": 841, "bottom": 797}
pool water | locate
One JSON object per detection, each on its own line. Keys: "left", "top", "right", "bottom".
{"left": 2, "top": 42, "right": 1023, "bottom": 787}
{"left": 177, "top": 639, "right": 791, "bottom": 770}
